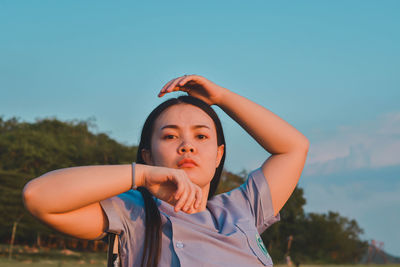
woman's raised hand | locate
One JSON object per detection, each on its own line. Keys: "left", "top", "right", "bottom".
{"left": 158, "top": 75, "right": 228, "bottom": 106}
{"left": 136, "top": 164, "right": 203, "bottom": 214}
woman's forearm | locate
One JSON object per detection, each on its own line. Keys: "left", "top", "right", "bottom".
{"left": 23, "top": 165, "right": 133, "bottom": 216}
{"left": 217, "top": 89, "right": 309, "bottom": 154}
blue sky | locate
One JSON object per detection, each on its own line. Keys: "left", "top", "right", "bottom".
{"left": 1, "top": 1, "right": 399, "bottom": 256}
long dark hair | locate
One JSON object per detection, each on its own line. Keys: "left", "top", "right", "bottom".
{"left": 135, "top": 95, "right": 226, "bottom": 267}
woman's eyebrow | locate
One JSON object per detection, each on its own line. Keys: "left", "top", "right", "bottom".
{"left": 160, "top": 124, "right": 211, "bottom": 130}
{"left": 160, "top": 125, "right": 179, "bottom": 130}
{"left": 192, "top": 125, "right": 211, "bottom": 130}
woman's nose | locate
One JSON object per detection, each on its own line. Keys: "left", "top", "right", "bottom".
{"left": 178, "top": 142, "right": 195, "bottom": 153}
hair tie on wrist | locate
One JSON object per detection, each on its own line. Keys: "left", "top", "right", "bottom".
{"left": 132, "top": 162, "right": 137, "bottom": 190}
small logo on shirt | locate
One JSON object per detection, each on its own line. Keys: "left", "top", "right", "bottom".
{"left": 256, "top": 233, "right": 270, "bottom": 259}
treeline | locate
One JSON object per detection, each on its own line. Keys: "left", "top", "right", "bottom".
{"left": 262, "top": 189, "right": 367, "bottom": 264}
{"left": 0, "top": 117, "right": 367, "bottom": 263}
{"left": 0, "top": 116, "right": 138, "bottom": 252}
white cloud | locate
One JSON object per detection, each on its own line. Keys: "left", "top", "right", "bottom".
{"left": 305, "top": 111, "right": 400, "bottom": 176}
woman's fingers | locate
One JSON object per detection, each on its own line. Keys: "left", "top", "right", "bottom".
{"left": 161, "top": 78, "right": 179, "bottom": 92}
{"left": 158, "top": 75, "right": 197, "bottom": 97}
{"left": 182, "top": 184, "right": 197, "bottom": 212}
{"left": 165, "top": 76, "right": 186, "bottom": 93}
{"left": 146, "top": 166, "right": 202, "bottom": 213}
{"left": 175, "top": 186, "right": 189, "bottom": 212}
{"left": 177, "top": 75, "right": 192, "bottom": 87}
{"left": 178, "top": 74, "right": 200, "bottom": 87}
{"left": 175, "top": 184, "right": 195, "bottom": 212}
{"left": 173, "top": 171, "right": 190, "bottom": 212}
{"left": 173, "top": 170, "right": 189, "bottom": 199}
{"left": 158, "top": 74, "right": 224, "bottom": 106}
{"left": 159, "top": 78, "right": 178, "bottom": 97}
{"left": 172, "top": 171, "right": 202, "bottom": 213}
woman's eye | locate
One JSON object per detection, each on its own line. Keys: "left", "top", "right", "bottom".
{"left": 197, "top": 134, "right": 207, "bottom": 140}
{"left": 164, "top": 135, "right": 176, "bottom": 140}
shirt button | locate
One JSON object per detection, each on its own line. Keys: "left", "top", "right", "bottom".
{"left": 176, "top": 241, "right": 184, "bottom": 248}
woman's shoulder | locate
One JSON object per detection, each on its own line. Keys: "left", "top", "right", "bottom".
{"left": 210, "top": 168, "right": 264, "bottom": 201}
{"left": 207, "top": 168, "right": 275, "bottom": 222}
{"left": 118, "top": 189, "right": 145, "bottom": 204}
{"left": 100, "top": 190, "right": 146, "bottom": 234}
{"left": 100, "top": 190, "right": 145, "bottom": 218}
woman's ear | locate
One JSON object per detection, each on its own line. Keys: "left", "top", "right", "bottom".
{"left": 141, "top": 149, "right": 153, "bottom": 165}
{"left": 215, "top": 144, "right": 225, "bottom": 168}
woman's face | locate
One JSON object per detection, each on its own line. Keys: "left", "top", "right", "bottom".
{"left": 143, "top": 103, "right": 224, "bottom": 189}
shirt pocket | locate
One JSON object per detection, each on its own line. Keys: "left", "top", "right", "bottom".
{"left": 235, "top": 221, "right": 273, "bottom": 266}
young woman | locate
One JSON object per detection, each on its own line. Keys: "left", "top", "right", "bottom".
{"left": 23, "top": 75, "right": 309, "bottom": 267}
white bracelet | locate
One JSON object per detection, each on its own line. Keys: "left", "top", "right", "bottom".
{"left": 132, "top": 162, "right": 137, "bottom": 190}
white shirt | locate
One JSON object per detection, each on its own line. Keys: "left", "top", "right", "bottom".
{"left": 100, "top": 167, "right": 280, "bottom": 267}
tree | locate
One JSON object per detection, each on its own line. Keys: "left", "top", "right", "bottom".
{"left": 261, "top": 187, "right": 367, "bottom": 264}
{"left": 0, "top": 116, "right": 137, "bottom": 245}
{"left": 295, "top": 212, "right": 367, "bottom": 263}
{"left": 261, "top": 186, "right": 307, "bottom": 262}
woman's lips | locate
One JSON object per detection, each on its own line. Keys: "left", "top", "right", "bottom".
{"left": 178, "top": 158, "right": 198, "bottom": 168}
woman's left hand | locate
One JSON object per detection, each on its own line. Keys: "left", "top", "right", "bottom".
{"left": 158, "top": 75, "right": 228, "bottom": 106}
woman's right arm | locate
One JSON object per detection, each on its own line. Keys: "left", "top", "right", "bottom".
{"left": 22, "top": 165, "right": 133, "bottom": 240}
{"left": 22, "top": 164, "right": 201, "bottom": 240}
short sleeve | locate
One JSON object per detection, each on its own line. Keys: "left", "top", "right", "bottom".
{"left": 99, "top": 190, "right": 146, "bottom": 235}
{"left": 236, "top": 168, "right": 280, "bottom": 233}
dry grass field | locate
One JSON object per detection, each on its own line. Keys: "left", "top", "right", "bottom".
{"left": 0, "top": 258, "right": 106, "bottom": 267}
{"left": 0, "top": 244, "right": 107, "bottom": 267}
{"left": 2, "top": 259, "right": 400, "bottom": 267}
{"left": 1, "top": 261, "right": 400, "bottom": 267}
{"left": 1, "top": 245, "right": 399, "bottom": 267}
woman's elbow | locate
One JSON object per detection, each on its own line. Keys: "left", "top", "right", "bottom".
{"left": 294, "top": 137, "right": 309, "bottom": 155}
{"left": 22, "top": 179, "right": 44, "bottom": 217}
{"left": 303, "top": 138, "right": 310, "bottom": 153}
